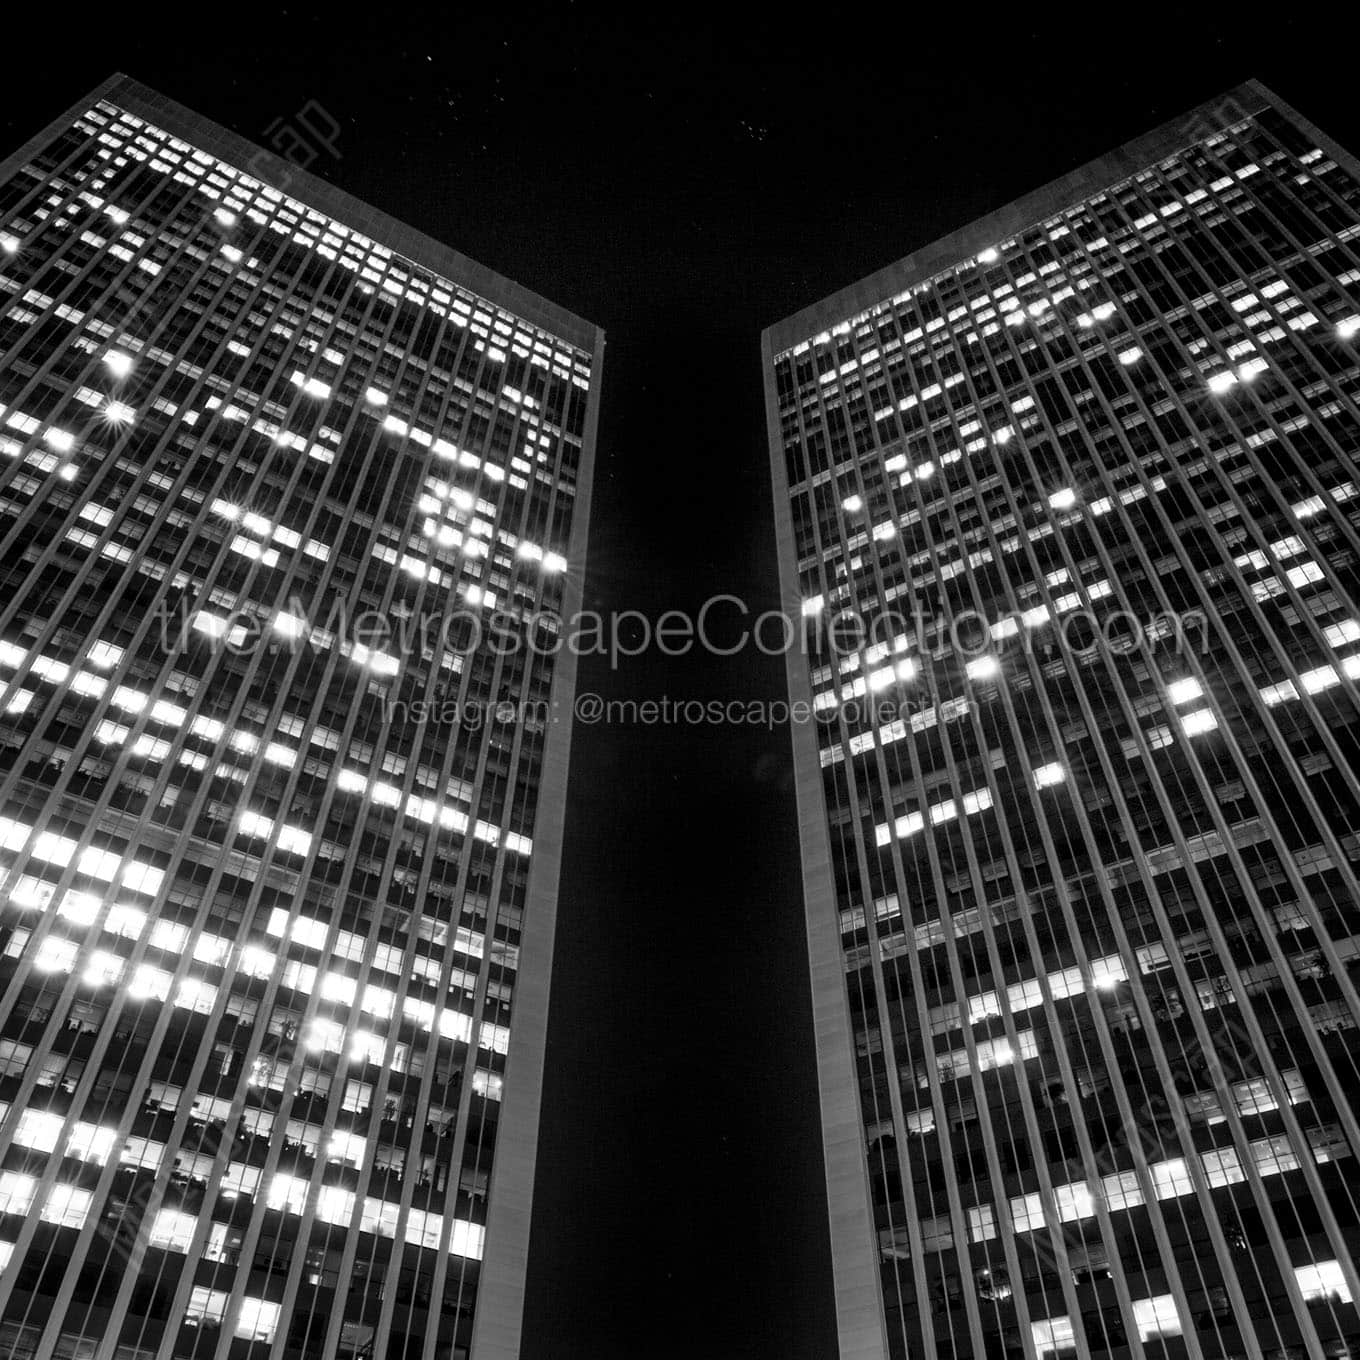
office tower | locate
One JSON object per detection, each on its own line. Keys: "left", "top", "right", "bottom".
{"left": 763, "top": 81, "right": 1360, "bottom": 1360}
{"left": 0, "top": 75, "right": 601, "bottom": 1360}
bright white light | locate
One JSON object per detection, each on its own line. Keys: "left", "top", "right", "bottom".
{"left": 1238, "top": 357, "right": 1268, "bottom": 382}
{"left": 1118, "top": 347, "right": 1143, "bottom": 366}
{"left": 104, "top": 205, "right": 129, "bottom": 227}
{"left": 842, "top": 494, "right": 863, "bottom": 512}
{"left": 1167, "top": 676, "right": 1203, "bottom": 705}
{"left": 1337, "top": 316, "right": 1360, "bottom": 341}
{"left": 1181, "top": 708, "right": 1218, "bottom": 737}
{"left": 364, "top": 387, "right": 388, "bottom": 406}
{"left": 1033, "top": 762, "right": 1065, "bottom": 788}
{"left": 44, "top": 428, "right": 75, "bottom": 453}
{"left": 543, "top": 552, "right": 568, "bottom": 573}
{"left": 105, "top": 401, "right": 135, "bottom": 424}
{"left": 214, "top": 207, "right": 237, "bottom": 227}
{"left": 0, "top": 233, "right": 18, "bottom": 254}
{"left": 916, "top": 462, "right": 935, "bottom": 481}
{"left": 221, "top": 245, "right": 242, "bottom": 264}
{"left": 302, "top": 377, "right": 331, "bottom": 400}
{"left": 966, "top": 656, "right": 1000, "bottom": 681}
{"left": 103, "top": 350, "right": 134, "bottom": 380}
{"left": 1048, "top": 487, "right": 1077, "bottom": 511}
{"left": 802, "top": 596, "right": 824, "bottom": 617}
{"left": 1208, "top": 371, "right": 1238, "bottom": 396}
{"left": 895, "top": 658, "right": 917, "bottom": 682}
{"left": 977, "top": 248, "right": 999, "bottom": 264}
{"left": 58, "top": 464, "right": 77, "bottom": 482}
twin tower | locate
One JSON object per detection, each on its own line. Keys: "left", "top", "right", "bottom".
{"left": 2, "top": 74, "right": 1360, "bottom": 1360}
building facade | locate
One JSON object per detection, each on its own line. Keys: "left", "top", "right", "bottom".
{"left": 0, "top": 77, "right": 602, "bottom": 1359}
{"left": 764, "top": 83, "right": 1360, "bottom": 1360}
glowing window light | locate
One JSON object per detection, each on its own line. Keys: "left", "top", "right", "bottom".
{"left": 0, "top": 1173, "right": 36, "bottom": 1219}
{"left": 891, "top": 810, "right": 926, "bottom": 840}
{"left": 66, "top": 1122, "right": 116, "bottom": 1165}
{"left": 276, "top": 824, "right": 312, "bottom": 856}
{"left": 301, "top": 376, "right": 331, "bottom": 400}
{"left": 221, "top": 244, "right": 242, "bottom": 263}
{"left": 239, "top": 810, "right": 274, "bottom": 840}
{"left": 895, "top": 658, "right": 917, "bottom": 682}
{"left": 1208, "top": 371, "right": 1238, "bottom": 395}
{"left": 842, "top": 493, "right": 863, "bottom": 512}
{"left": 83, "top": 950, "right": 124, "bottom": 987}
{"left": 214, "top": 207, "right": 237, "bottom": 227}
{"left": 273, "top": 612, "right": 307, "bottom": 639}
{"left": 1239, "top": 357, "right": 1268, "bottom": 381}
{"left": 1167, "top": 677, "right": 1204, "bottom": 705}
{"left": 129, "top": 964, "right": 171, "bottom": 1000}
{"left": 1033, "top": 762, "right": 1065, "bottom": 789}
{"left": 364, "top": 386, "right": 388, "bottom": 406}
{"left": 351, "top": 643, "right": 399, "bottom": 677}
{"left": 1338, "top": 317, "right": 1360, "bottom": 341}
{"left": 44, "top": 428, "right": 75, "bottom": 453}
{"left": 104, "top": 400, "right": 135, "bottom": 425}
{"left": 0, "top": 233, "right": 19, "bottom": 254}
{"left": 1295, "top": 1260, "right": 1353, "bottom": 1305}
{"left": 103, "top": 350, "right": 134, "bottom": 379}
{"left": 916, "top": 461, "right": 935, "bottom": 481}
{"left": 542, "top": 551, "right": 568, "bottom": 573}
{"left": 1048, "top": 487, "right": 1077, "bottom": 511}
{"left": 1132, "top": 1296, "right": 1182, "bottom": 1342}
{"left": 14, "top": 1110, "right": 64, "bottom": 1152}
{"left": 35, "top": 936, "right": 78, "bottom": 973}
{"left": 149, "top": 1208, "right": 198, "bottom": 1252}
{"left": 105, "top": 905, "right": 146, "bottom": 938}
{"left": 966, "top": 656, "right": 1000, "bottom": 681}
{"left": 977, "top": 247, "right": 999, "bottom": 264}
{"left": 1286, "top": 562, "right": 1325, "bottom": 590}
{"left": 1181, "top": 709, "right": 1218, "bottom": 737}
{"left": 58, "top": 463, "right": 77, "bottom": 482}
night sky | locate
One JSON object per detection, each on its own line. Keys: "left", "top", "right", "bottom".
{"left": 5, "top": 12, "right": 1360, "bottom": 1357}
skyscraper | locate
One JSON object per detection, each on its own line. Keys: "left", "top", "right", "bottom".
{"left": 764, "top": 82, "right": 1360, "bottom": 1360}
{"left": 0, "top": 76, "right": 601, "bottom": 1360}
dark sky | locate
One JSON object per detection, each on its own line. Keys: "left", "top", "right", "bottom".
{"left": 6, "top": 11, "right": 1360, "bottom": 1357}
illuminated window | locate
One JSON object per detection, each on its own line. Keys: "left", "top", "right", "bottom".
{"left": 1295, "top": 1259, "right": 1353, "bottom": 1304}
{"left": 186, "top": 1286, "right": 228, "bottom": 1327}
{"left": 148, "top": 1207, "right": 198, "bottom": 1252}
{"left": 1132, "top": 1295, "right": 1182, "bottom": 1341}
{"left": 1180, "top": 709, "right": 1218, "bottom": 737}
{"left": 1033, "top": 762, "right": 1065, "bottom": 788}
{"left": 1167, "top": 677, "right": 1202, "bottom": 704}
{"left": 1031, "top": 1316, "right": 1075, "bottom": 1357}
